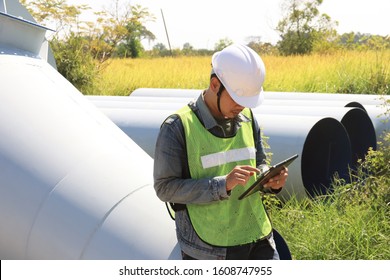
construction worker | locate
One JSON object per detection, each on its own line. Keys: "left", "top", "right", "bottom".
{"left": 153, "top": 44, "right": 288, "bottom": 260}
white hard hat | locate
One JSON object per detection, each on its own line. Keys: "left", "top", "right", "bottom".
{"left": 211, "top": 44, "right": 265, "bottom": 108}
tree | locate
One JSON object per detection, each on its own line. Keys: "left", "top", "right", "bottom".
{"left": 246, "top": 36, "right": 278, "bottom": 55}
{"left": 50, "top": 33, "right": 97, "bottom": 93}
{"left": 338, "top": 32, "right": 390, "bottom": 51}
{"left": 276, "top": 0, "right": 338, "bottom": 55}
{"left": 182, "top": 43, "right": 194, "bottom": 55}
{"left": 20, "top": 0, "right": 155, "bottom": 92}
{"left": 20, "top": 0, "right": 90, "bottom": 38}
{"left": 214, "top": 38, "right": 233, "bottom": 51}
{"left": 93, "top": 1, "right": 156, "bottom": 59}
{"left": 151, "top": 43, "right": 170, "bottom": 57}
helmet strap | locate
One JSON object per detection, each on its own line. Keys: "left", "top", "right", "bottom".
{"left": 216, "top": 83, "right": 225, "bottom": 114}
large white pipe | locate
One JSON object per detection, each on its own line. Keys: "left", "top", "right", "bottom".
{"left": 363, "top": 105, "right": 390, "bottom": 142}
{"left": 130, "top": 88, "right": 202, "bottom": 98}
{"left": 254, "top": 106, "right": 377, "bottom": 164}
{"left": 99, "top": 107, "right": 352, "bottom": 200}
{"left": 127, "top": 88, "right": 390, "bottom": 137}
{"left": 264, "top": 91, "right": 388, "bottom": 106}
{"left": 257, "top": 114, "right": 352, "bottom": 200}
{"left": 90, "top": 91, "right": 389, "bottom": 144}
{"left": 130, "top": 88, "right": 388, "bottom": 106}
{"left": 89, "top": 94, "right": 368, "bottom": 112}
{"left": 0, "top": 13, "right": 180, "bottom": 259}
{"left": 89, "top": 98, "right": 192, "bottom": 110}
{"left": 88, "top": 95, "right": 365, "bottom": 110}
{"left": 89, "top": 96, "right": 195, "bottom": 108}
{"left": 90, "top": 97, "right": 376, "bottom": 168}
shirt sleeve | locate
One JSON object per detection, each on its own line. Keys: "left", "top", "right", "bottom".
{"left": 153, "top": 115, "right": 230, "bottom": 204}
{"left": 252, "top": 115, "right": 268, "bottom": 166}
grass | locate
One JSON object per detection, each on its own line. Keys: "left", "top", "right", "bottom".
{"left": 268, "top": 193, "right": 389, "bottom": 259}
{"left": 87, "top": 50, "right": 390, "bottom": 96}
{"left": 89, "top": 56, "right": 210, "bottom": 95}
{"left": 266, "top": 137, "right": 390, "bottom": 260}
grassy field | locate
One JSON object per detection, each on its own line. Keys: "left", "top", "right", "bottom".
{"left": 89, "top": 50, "right": 390, "bottom": 96}
{"left": 88, "top": 50, "right": 390, "bottom": 260}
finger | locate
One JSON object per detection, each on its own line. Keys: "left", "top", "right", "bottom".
{"left": 239, "top": 165, "right": 260, "bottom": 174}
{"left": 235, "top": 168, "right": 257, "bottom": 178}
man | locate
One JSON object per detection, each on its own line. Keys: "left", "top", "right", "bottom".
{"left": 153, "top": 44, "right": 288, "bottom": 260}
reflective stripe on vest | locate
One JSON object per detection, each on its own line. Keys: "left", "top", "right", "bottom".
{"left": 201, "top": 147, "right": 256, "bottom": 169}
{"left": 177, "top": 105, "right": 272, "bottom": 246}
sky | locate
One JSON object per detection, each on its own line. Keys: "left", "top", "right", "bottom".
{"left": 66, "top": 0, "right": 390, "bottom": 50}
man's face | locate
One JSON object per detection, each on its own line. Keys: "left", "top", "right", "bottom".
{"left": 219, "top": 89, "right": 245, "bottom": 119}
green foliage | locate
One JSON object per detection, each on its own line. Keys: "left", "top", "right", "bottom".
{"left": 110, "top": 4, "right": 155, "bottom": 58}
{"left": 214, "top": 38, "right": 234, "bottom": 51}
{"left": 277, "top": 0, "right": 338, "bottom": 55}
{"left": 246, "top": 36, "right": 279, "bottom": 55}
{"left": 338, "top": 32, "right": 390, "bottom": 51}
{"left": 20, "top": 0, "right": 90, "bottom": 37}
{"left": 50, "top": 33, "right": 98, "bottom": 94}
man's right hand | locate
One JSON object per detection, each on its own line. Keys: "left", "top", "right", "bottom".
{"left": 226, "top": 165, "right": 260, "bottom": 192}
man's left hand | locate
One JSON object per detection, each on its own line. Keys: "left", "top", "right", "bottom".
{"left": 263, "top": 167, "right": 288, "bottom": 191}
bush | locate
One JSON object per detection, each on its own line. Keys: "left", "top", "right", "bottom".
{"left": 50, "top": 33, "right": 99, "bottom": 94}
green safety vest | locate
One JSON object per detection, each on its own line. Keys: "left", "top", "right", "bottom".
{"left": 177, "top": 105, "right": 272, "bottom": 247}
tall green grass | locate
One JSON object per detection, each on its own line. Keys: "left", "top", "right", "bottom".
{"left": 265, "top": 50, "right": 390, "bottom": 95}
{"left": 267, "top": 133, "right": 390, "bottom": 260}
{"left": 87, "top": 50, "right": 390, "bottom": 96}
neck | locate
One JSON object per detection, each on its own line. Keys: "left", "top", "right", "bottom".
{"left": 203, "top": 89, "right": 225, "bottom": 119}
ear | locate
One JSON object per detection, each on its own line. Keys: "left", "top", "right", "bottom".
{"left": 210, "top": 76, "right": 221, "bottom": 94}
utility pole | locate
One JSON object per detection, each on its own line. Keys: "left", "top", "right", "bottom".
{"left": 161, "top": 9, "right": 172, "bottom": 56}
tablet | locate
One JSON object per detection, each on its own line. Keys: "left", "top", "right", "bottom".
{"left": 238, "top": 154, "right": 299, "bottom": 200}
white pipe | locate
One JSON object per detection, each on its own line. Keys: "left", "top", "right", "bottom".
{"left": 90, "top": 97, "right": 377, "bottom": 167}
{"left": 130, "top": 88, "right": 202, "bottom": 98}
{"left": 89, "top": 96, "right": 194, "bottom": 107}
{"left": 130, "top": 88, "right": 388, "bottom": 106}
{"left": 254, "top": 106, "right": 377, "bottom": 164}
{"left": 89, "top": 99, "right": 191, "bottom": 110}
{"left": 0, "top": 52, "right": 179, "bottom": 259}
{"left": 89, "top": 93, "right": 388, "bottom": 144}
{"left": 89, "top": 94, "right": 366, "bottom": 110}
{"left": 363, "top": 105, "right": 390, "bottom": 142}
{"left": 264, "top": 91, "right": 388, "bottom": 105}
{"left": 257, "top": 114, "right": 352, "bottom": 200}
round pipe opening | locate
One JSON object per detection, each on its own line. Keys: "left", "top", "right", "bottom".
{"left": 345, "top": 101, "right": 366, "bottom": 111}
{"left": 341, "top": 108, "right": 377, "bottom": 167}
{"left": 301, "top": 118, "right": 352, "bottom": 197}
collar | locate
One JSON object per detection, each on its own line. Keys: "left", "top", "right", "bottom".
{"left": 191, "top": 92, "right": 251, "bottom": 130}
